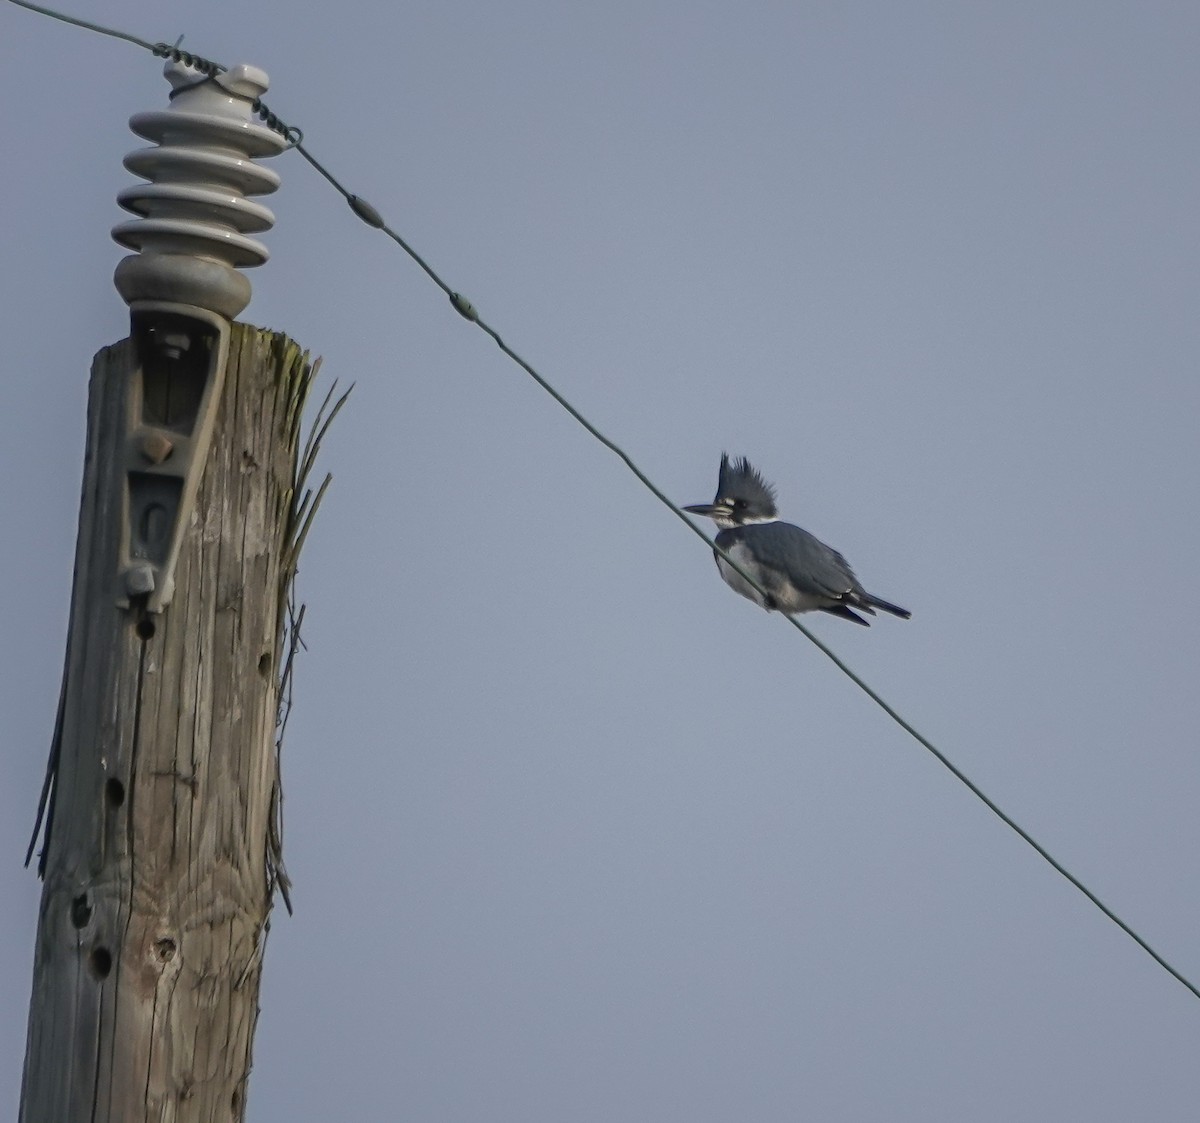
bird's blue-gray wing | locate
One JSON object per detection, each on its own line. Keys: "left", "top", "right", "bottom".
{"left": 741, "top": 522, "right": 862, "bottom": 598}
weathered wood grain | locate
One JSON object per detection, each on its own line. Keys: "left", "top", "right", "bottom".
{"left": 21, "top": 325, "right": 316, "bottom": 1123}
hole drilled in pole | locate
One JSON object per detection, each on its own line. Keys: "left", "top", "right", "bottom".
{"left": 89, "top": 947, "right": 113, "bottom": 980}
{"left": 70, "top": 894, "right": 92, "bottom": 929}
{"left": 105, "top": 778, "right": 126, "bottom": 808}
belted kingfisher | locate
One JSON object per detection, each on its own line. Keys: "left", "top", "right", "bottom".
{"left": 684, "top": 454, "right": 911, "bottom": 626}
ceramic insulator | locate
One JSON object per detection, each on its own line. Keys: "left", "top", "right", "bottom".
{"left": 112, "top": 60, "right": 287, "bottom": 320}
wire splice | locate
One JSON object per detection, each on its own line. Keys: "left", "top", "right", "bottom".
{"left": 348, "top": 195, "right": 385, "bottom": 229}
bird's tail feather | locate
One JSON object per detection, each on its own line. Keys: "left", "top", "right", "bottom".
{"left": 864, "top": 593, "right": 911, "bottom": 619}
{"left": 821, "top": 604, "right": 872, "bottom": 626}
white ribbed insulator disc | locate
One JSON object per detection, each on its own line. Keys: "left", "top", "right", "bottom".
{"left": 112, "top": 219, "right": 271, "bottom": 269}
{"left": 128, "top": 109, "right": 287, "bottom": 160}
{"left": 117, "top": 183, "right": 276, "bottom": 234}
{"left": 123, "top": 147, "right": 281, "bottom": 196}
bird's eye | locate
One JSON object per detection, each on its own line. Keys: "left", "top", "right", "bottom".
{"left": 733, "top": 498, "right": 748, "bottom": 510}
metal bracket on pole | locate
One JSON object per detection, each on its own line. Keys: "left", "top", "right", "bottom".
{"left": 110, "top": 58, "right": 286, "bottom": 611}
{"left": 117, "top": 304, "right": 229, "bottom": 610}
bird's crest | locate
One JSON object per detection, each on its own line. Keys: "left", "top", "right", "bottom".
{"left": 718, "top": 453, "right": 777, "bottom": 511}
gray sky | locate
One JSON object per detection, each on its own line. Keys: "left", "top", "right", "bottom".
{"left": 3, "top": 2, "right": 1199, "bottom": 1119}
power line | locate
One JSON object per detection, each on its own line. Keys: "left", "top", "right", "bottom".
{"left": 6, "top": 0, "right": 155, "bottom": 49}
{"left": 7, "top": 0, "right": 1199, "bottom": 1005}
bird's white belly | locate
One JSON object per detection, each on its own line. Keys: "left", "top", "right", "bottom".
{"left": 716, "top": 543, "right": 828, "bottom": 613}
{"left": 716, "top": 549, "right": 770, "bottom": 607}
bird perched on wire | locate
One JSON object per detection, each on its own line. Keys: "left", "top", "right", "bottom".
{"left": 684, "top": 454, "right": 910, "bottom": 627}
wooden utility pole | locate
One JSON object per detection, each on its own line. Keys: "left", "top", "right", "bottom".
{"left": 19, "top": 59, "right": 331, "bottom": 1122}
{"left": 21, "top": 326, "right": 317, "bottom": 1122}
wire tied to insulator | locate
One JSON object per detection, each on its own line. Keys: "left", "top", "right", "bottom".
{"left": 150, "top": 43, "right": 298, "bottom": 145}
{"left": 151, "top": 43, "right": 222, "bottom": 76}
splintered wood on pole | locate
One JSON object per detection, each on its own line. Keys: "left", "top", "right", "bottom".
{"left": 19, "top": 324, "right": 339, "bottom": 1122}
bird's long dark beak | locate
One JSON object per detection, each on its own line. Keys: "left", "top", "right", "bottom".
{"left": 683, "top": 503, "right": 721, "bottom": 517}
